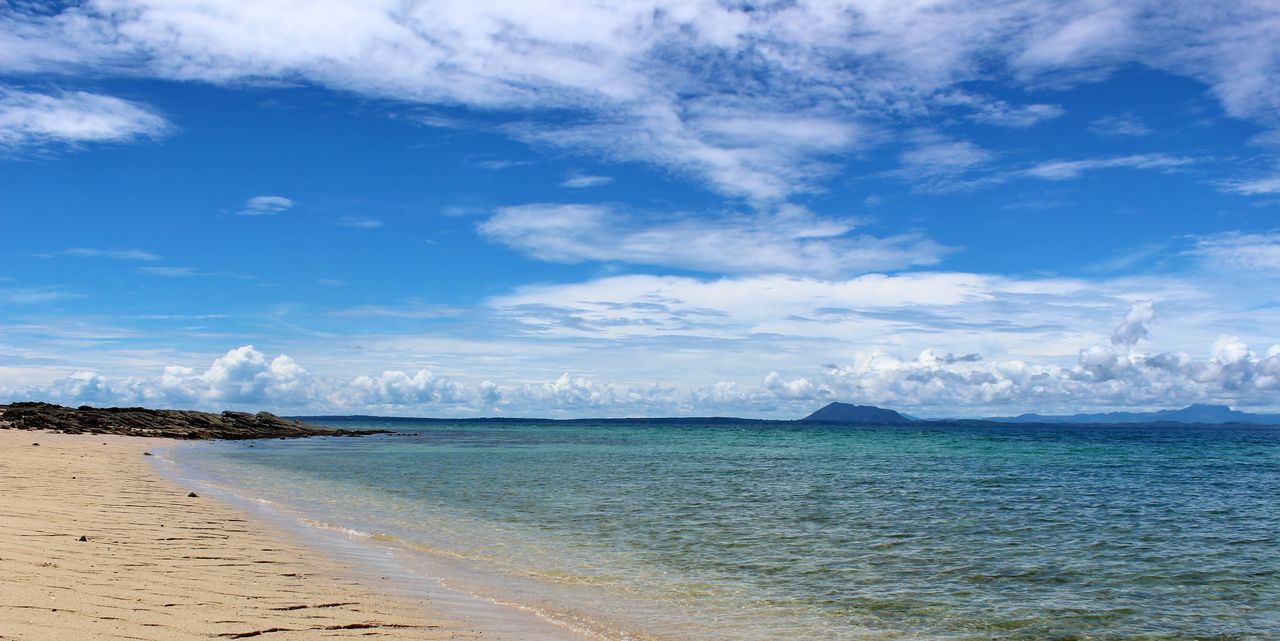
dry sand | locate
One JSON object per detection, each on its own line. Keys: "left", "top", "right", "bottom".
{"left": 0, "top": 429, "right": 483, "bottom": 640}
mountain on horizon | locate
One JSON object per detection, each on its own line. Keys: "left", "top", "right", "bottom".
{"left": 990, "top": 404, "right": 1280, "bottom": 425}
{"left": 800, "top": 402, "right": 911, "bottom": 424}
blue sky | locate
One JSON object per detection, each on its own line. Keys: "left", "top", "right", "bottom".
{"left": 2, "top": 1, "right": 1279, "bottom": 417}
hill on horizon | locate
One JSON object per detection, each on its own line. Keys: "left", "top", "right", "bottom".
{"left": 800, "top": 402, "right": 911, "bottom": 424}
{"left": 990, "top": 403, "right": 1280, "bottom": 425}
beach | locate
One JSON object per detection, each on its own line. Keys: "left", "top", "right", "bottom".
{"left": 0, "top": 429, "right": 477, "bottom": 641}
{"left": 5, "top": 419, "right": 1276, "bottom": 641}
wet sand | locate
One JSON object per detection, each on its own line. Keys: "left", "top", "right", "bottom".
{"left": 0, "top": 429, "right": 481, "bottom": 640}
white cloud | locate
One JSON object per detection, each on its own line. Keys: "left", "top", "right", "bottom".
{"left": 7, "top": 346, "right": 317, "bottom": 409}
{"left": 502, "top": 373, "right": 617, "bottom": 409}
{"left": 1089, "top": 113, "right": 1152, "bottom": 137}
{"left": 59, "top": 248, "right": 160, "bottom": 261}
{"left": 341, "top": 369, "right": 473, "bottom": 406}
{"left": 1111, "top": 299, "right": 1155, "bottom": 347}
{"left": 12, "top": 331, "right": 1280, "bottom": 417}
{"left": 472, "top": 159, "right": 533, "bottom": 170}
{"left": 8, "top": 2, "right": 1279, "bottom": 199}
{"left": 485, "top": 271, "right": 1206, "bottom": 352}
{"left": 199, "top": 345, "right": 314, "bottom": 405}
{"left": 1184, "top": 230, "right": 1280, "bottom": 271}
{"left": 0, "top": 287, "right": 75, "bottom": 305}
{"left": 560, "top": 174, "right": 612, "bottom": 188}
{"left": 0, "top": 88, "right": 169, "bottom": 150}
{"left": 337, "top": 216, "right": 383, "bottom": 229}
{"left": 237, "top": 195, "right": 294, "bottom": 216}
{"left": 940, "top": 92, "right": 1064, "bottom": 128}
{"left": 894, "top": 139, "right": 996, "bottom": 190}
{"left": 1022, "top": 153, "right": 1196, "bottom": 180}
{"left": 137, "top": 265, "right": 254, "bottom": 279}
{"left": 512, "top": 109, "right": 863, "bottom": 201}
{"left": 480, "top": 203, "right": 950, "bottom": 276}
{"left": 1222, "top": 173, "right": 1280, "bottom": 195}
{"left": 138, "top": 266, "right": 200, "bottom": 277}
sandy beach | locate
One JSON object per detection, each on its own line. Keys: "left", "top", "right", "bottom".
{"left": 0, "top": 429, "right": 479, "bottom": 641}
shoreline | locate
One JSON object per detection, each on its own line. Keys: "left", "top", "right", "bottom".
{"left": 0, "top": 429, "right": 580, "bottom": 641}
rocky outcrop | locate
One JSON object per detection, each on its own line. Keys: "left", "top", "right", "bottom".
{"left": 0, "top": 402, "right": 384, "bottom": 440}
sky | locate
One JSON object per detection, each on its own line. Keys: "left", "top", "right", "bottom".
{"left": 1, "top": 1, "right": 1279, "bottom": 418}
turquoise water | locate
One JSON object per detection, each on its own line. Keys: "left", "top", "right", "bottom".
{"left": 167, "top": 420, "right": 1280, "bottom": 640}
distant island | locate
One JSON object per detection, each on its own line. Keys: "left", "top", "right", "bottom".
{"left": 800, "top": 402, "right": 911, "bottom": 424}
{"left": 988, "top": 404, "right": 1280, "bottom": 426}
{"left": 307, "top": 401, "right": 1280, "bottom": 427}
{"left": 5, "top": 401, "right": 1278, "bottom": 438}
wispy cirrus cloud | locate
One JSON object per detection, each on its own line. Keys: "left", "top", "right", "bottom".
{"left": 1021, "top": 153, "right": 1197, "bottom": 180}
{"left": 7, "top": 2, "right": 1279, "bottom": 200}
{"left": 480, "top": 203, "right": 950, "bottom": 277}
{"left": 336, "top": 216, "right": 383, "bottom": 229}
{"left": 56, "top": 248, "right": 161, "bottom": 261}
{"left": 1221, "top": 172, "right": 1280, "bottom": 195}
{"left": 138, "top": 266, "right": 254, "bottom": 279}
{"left": 1089, "top": 113, "right": 1152, "bottom": 137}
{"left": 560, "top": 173, "right": 612, "bottom": 188}
{"left": 939, "top": 92, "right": 1064, "bottom": 128}
{"left": 25, "top": 248, "right": 165, "bottom": 262}
{"left": 893, "top": 139, "right": 997, "bottom": 191}
{"left": 0, "top": 88, "right": 170, "bottom": 151}
{"left": 0, "top": 287, "right": 77, "bottom": 305}
{"left": 1183, "top": 230, "right": 1280, "bottom": 272}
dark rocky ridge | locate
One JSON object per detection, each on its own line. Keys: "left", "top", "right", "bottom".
{"left": 0, "top": 402, "right": 385, "bottom": 440}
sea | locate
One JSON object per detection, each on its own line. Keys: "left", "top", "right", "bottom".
{"left": 155, "top": 419, "right": 1280, "bottom": 641}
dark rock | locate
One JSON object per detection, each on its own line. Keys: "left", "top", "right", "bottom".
{"left": 31, "top": 442, "right": 39, "bottom": 446}
{"left": 143, "top": 451, "right": 153, "bottom": 456}
{"left": 187, "top": 492, "right": 199, "bottom": 498}
{"left": 0, "top": 402, "right": 387, "bottom": 440}
{"left": 78, "top": 535, "right": 87, "bottom": 542}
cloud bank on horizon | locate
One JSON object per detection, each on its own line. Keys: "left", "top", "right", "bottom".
{"left": 1, "top": 1, "right": 1279, "bottom": 416}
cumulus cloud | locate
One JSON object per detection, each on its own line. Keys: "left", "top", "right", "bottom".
{"left": 765, "top": 336, "right": 1280, "bottom": 415}
{"left": 0, "top": 88, "right": 169, "bottom": 150}
{"left": 8, "top": 326, "right": 1280, "bottom": 417}
{"left": 237, "top": 195, "right": 294, "bottom": 216}
{"left": 480, "top": 203, "right": 950, "bottom": 276}
{"left": 200, "top": 346, "right": 314, "bottom": 405}
{"left": 342, "top": 369, "right": 473, "bottom": 406}
{"left": 5, "top": 2, "right": 1280, "bottom": 199}
{"left": 11, "top": 346, "right": 318, "bottom": 409}
{"left": 1111, "top": 299, "right": 1156, "bottom": 347}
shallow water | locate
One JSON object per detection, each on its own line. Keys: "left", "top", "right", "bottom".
{"left": 166, "top": 420, "right": 1280, "bottom": 640}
